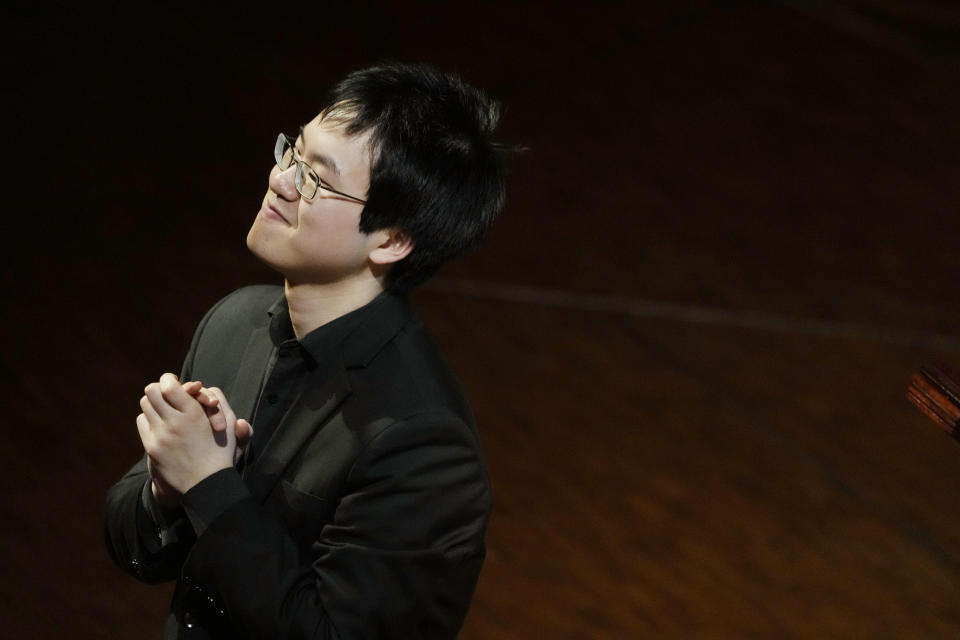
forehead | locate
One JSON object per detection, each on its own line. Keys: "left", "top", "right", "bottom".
{"left": 299, "top": 114, "right": 372, "bottom": 178}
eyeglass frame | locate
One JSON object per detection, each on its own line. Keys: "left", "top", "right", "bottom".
{"left": 273, "top": 133, "right": 368, "bottom": 205}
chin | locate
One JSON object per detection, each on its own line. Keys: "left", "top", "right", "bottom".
{"left": 246, "top": 225, "right": 281, "bottom": 271}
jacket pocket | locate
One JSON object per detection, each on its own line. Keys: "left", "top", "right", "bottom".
{"left": 267, "top": 479, "right": 335, "bottom": 552}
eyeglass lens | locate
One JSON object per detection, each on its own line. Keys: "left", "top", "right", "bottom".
{"left": 274, "top": 135, "right": 318, "bottom": 199}
{"left": 274, "top": 135, "right": 294, "bottom": 170}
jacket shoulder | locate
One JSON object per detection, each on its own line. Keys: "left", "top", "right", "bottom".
{"left": 191, "top": 284, "right": 282, "bottom": 339}
{"left": 205, "top": 285, "right": 282, "bottom": 327}
{"left": 180, "top": 285, "right": 281, "bottom": 384}
{"left": 348, "top": 309, "right": 477, "bottom": 434}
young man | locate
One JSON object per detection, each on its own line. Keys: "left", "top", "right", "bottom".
{"left": 105, "top": 63, "right": 508, "bottom": 639}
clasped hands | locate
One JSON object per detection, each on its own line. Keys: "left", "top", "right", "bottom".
{"left": 137, "top": 372, "right": 253, "bottom": 508}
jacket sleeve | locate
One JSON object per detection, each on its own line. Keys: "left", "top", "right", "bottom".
{"left": 103, "top": 458, "right": 197, "bottom": 583}
{"left": 179, "top": 411, "right": 492, "bottom": 640}
{"left": 102, "top": 292, "right": 233, "bottom": 583}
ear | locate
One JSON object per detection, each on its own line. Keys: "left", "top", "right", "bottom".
{"left": 368, "top": 228, "right": 415, "bottom": 266}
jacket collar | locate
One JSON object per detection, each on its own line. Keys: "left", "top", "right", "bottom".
{"left": 339, "top": 292, "right": 412, "bottom": 369}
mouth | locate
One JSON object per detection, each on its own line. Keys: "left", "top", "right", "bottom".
{"left": 263, "top": 200, "right": 291, "bottom": 226}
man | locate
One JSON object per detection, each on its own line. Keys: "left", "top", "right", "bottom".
{"left": 104, "top": 63, "right": 509, "bottom": 639}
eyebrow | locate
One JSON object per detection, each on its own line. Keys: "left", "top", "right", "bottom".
{"left": 298, "top": 125, "right": 341, "bottom": 178}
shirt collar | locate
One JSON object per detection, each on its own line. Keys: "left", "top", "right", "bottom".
{"left": 266, "top": 293, "right": 391, "bottom": 367}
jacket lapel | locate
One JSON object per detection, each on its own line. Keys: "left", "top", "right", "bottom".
{"left": 228, "top": 324, "right": 273, "bottom": 424}
{"left": 241, "top": 293, "right": 413, "bottom": 504}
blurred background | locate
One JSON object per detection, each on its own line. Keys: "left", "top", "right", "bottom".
{"left": 3, "top": 1, "right": 960, "bottom": 637}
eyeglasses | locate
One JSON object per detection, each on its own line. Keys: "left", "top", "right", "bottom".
{"left": 273, "top": 133, "right": 367, "bottom": 205}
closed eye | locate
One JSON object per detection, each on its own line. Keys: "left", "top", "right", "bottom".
{"left": 294, "top": 147, "right": 334, "bottom": 189}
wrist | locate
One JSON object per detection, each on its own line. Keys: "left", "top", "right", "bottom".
{"left": 180, "top": 467, "right": 249, "bottom": 538}
{"left": 151, "top": 480, "right": 182, "bottom": 509}
{"left": 180, "top": 461, "right": 235, "bottom": 495}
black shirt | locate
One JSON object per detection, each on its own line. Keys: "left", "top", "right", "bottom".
{"left": 244, "top": 294, "right": 384, "bottom": 468}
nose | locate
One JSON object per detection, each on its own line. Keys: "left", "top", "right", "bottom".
{"left": 269, "top": 164, "right": 300, "bottom": 201}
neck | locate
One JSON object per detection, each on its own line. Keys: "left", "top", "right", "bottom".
{"left": 284, "top": 276, "right": 385, "bottom": 339}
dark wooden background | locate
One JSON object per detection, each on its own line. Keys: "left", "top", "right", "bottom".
{"left": 4, "top": 1, "right": 960, "bottom": 637}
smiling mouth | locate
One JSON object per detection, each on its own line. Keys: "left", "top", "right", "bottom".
{"left": 264, "top": 202, "right": 291, "bottom": 225}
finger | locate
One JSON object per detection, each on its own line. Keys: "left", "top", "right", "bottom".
{"left": 144, "top": 383, "right": 178, "bottom": 420}
{"left": 182, "top": 380, "right": 202, "bottom": 396}
{"left": 139, "top": 394, "right": 162, "bottom": 427}
{"left": 205, "top": 387, "right": 237, "bottom": 446}
{"left": 205, "top": 402, "right": 229, "bottom": 433}
{"left": 136, "top": 413, "right": 154, "bottom": 451}
{"left": 206, "top": 388, "right": 237, "bottom": 424}
{"left": 195, "top": 388, "right": 221, "bottom": 409}
{"left": 233, "top": 420, "right": 253, "bottom": 466}
{"left": 184, "top": 382, "right": 222, "bottom": 413}
{"left": 157, "top": 372, "right": 196, "bottom": 412}
{"left": 235, "top": 419, "right": 254, "bottom": 444}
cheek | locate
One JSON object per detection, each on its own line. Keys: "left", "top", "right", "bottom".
{"left": 295, "top": 205, "right": 368, "bottom": 251}
{"left": 298, "top": 203, "right": 359, "bottom": 234}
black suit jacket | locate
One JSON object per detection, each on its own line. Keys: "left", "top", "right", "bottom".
{"left": 105, "top": 286, "right": 492, "bottom": 639}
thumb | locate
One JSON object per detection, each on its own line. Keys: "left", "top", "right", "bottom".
{"left": 235, "top": 419, "right": 254, "bottom": 444}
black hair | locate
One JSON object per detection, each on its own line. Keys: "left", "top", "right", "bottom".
{"left": 321, "top": 62, "right": 509, "bottom": 294}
